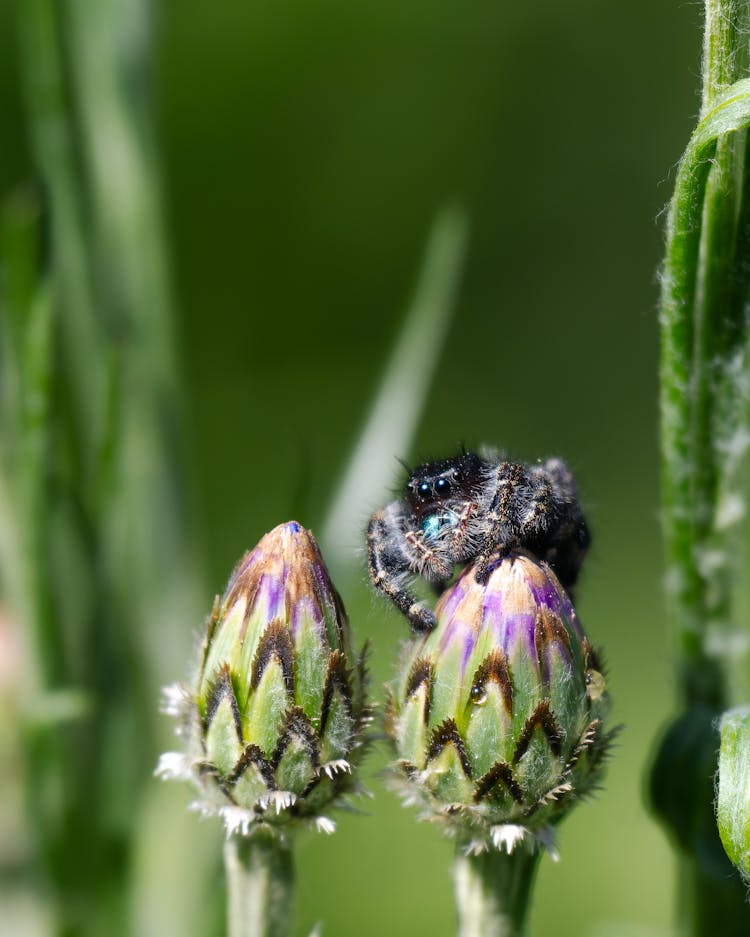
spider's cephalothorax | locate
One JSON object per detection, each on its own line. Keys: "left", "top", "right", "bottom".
{"left": 366, "top": 450, "right": 590, "bottom": 632}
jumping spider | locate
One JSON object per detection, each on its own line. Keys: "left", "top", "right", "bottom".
{"left": 367, "top": 450, "right": 590, "bottom": 632}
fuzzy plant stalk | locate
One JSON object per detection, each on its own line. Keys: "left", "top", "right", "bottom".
{"left": 386, "top": 552, "right": 612, "bottom": 937}
{"left": 655, "top": 0, "right": 750, "bottom": 930}
{"left": 452, "top": 848, "right": 540, "bottom": 937}
{"left": 158, "top": 522, "right": 372, "bottom": 937}
{"left": 224, "top": 835, "right": 294, "bottom": 937}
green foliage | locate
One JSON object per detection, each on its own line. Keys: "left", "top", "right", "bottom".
{"left": 656, "top": 0, "right": 750, "bottom": 931}
{"left": 6, "top": 0, "right": 750, "bottom": 933}
{"left": 1, "top": 2, "right": 203, "bottom": 935}
{"left": 660, "top": 75, "right": 750, "bottom": 707}
{"left": 718, "top": 706, "right": 750, "bottom": 881}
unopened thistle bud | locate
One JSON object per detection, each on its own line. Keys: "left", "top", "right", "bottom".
{"left": 158, "top": 521, "right": 372, "bottom": 838}
{"left": 386, "top": 551, "right": 612, "bottom": 856}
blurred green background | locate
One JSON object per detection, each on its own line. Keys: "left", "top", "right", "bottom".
{"left": 0, "top": 0, "right": 704, "bottom": 935}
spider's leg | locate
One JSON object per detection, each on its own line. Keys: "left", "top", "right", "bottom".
{"left": 519, "top": 469, "right": 554, "bottom": 540}
{"left": 452, "top": 500, "right": 479, "bottom": 553}
{"left": 404, "top": 529, "right": 453, "bottom": 580}
{"left": 540, "top": 457, "right": 575, "bottom": 493}
{"left": 404, "top": 529, "right": 437, "bottom": 560}
{"left": 535, "top": 458, "right": 590, "bottom": 589}
{"left": 367, "top": 503, "right": 436, "bottom": 632}
{"left": 474, "top": 461, "right": 530, "bottom": 583}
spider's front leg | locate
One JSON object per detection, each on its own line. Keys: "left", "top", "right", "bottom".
{"left": 473, "top": 461, "right": 539, "bottom": 584}
{"left": 452, "top": 500, "right": 479, "bottom": 555}
{"left": 367, "top": 503, "right": 436, "bottom": 632}
{"left": 404, "top": 529, "right": 452, "bottom": 578}
{"left": 405, "top": 526, "right": 455, "bottom": 596}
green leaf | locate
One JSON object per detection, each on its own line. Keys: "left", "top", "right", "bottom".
{"left": 717, "top": 705, "right": 750, "bottom": 880}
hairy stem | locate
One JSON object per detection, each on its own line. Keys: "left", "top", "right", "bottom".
{"left": 453, "top": 848, "right": 540, "bottom": 937}
{"left": 660, "top": 0, "right": 750, "bottom": 710}
{"left": 224, "top": 836, "right": 294, "bottom": 937}
{"left": 657, "top": 0, "right": 750, "bottom": 932}
{"left": 703, "top": 0, "right": 746, "bottom": 110}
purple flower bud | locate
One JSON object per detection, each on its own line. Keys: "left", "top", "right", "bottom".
{"left": 387, "top": 551, "right": 613, "bottom": 855}
{"left": 158, "top": 522, "right": 372, "bottom": 838}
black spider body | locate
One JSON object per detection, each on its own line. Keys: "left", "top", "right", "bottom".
{"left": 367, "top": 450, "right": 590, "bottom": 632}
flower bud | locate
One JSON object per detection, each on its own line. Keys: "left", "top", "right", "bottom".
{"left": 386, "top": 551, "right": 612, "bottom": 855}
{"left": 158, "top": 521, "right": 371, "bottom": 837}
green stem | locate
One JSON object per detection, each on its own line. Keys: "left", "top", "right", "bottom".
{"left": 702, "top": 0, "right": 746, "bottom": 111}
{"left": 656, "top": 0, "right": 750, "bottom": 932}
{"left": 660, "top": 0, "right": 750, "bottom": 710}
{"left": 224, "top": 835, "right": 294, "bottom": 937}
{"left": 689, "top": 0, "right": 749, "bottom": 703}
{"left": 452, "top": 848, "right": 540, "bottom": 937}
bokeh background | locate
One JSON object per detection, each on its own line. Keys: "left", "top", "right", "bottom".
{"left": 0, "top": 1, "right": 706, "bottom": 935}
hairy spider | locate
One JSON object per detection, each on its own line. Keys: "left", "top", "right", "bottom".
{"left": 366, "top": 450, "right": 590, "bottom": 632}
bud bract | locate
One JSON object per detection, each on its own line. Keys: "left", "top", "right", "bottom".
{"left": 386, "top": 551, "right": 612, "bottom": 854}
{"left": 158, "top": 521, "right": 371, "bottom": 837}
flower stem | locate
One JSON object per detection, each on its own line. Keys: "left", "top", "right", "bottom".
{"left": 656, "top": 0, "right": 750, "bottom": 932}
{"left": 224, "top": 835, "right": 294, "bottom": 937}
{"left": 453, "top": 848, "right": 541, "bottom": 937}
{"left": 660, "top": 0, "right": 750, "bottom": 712}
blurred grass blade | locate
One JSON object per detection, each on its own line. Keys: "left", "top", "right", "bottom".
{"left": 64, "top": 0, "right": 203, "bottom": 683}
{"left": 18, "top": 0, "right": 107, "bottom": 487}
{"left": 15, "top": 281, "right": 56, "bottom": 685}
{"left": 322, "top": 205, "right": 468, "bottom": 569}
{"left": 0, "top": 183, "right": 57, "bottom": 688}
{"left": 0, "top": 186, "right": 41, "bottom": 436}
{"left": 0, "top": 187, "right": 45, "bottom": 645}
{"left": 61, "top": 3, "right": 208, "bottom": 936}
{"left": 13, "top": 2, "right": 206, "bottom": 935}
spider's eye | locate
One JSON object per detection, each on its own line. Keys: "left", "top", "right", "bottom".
{"left": 435, "top": 477, "right": 451, "bottom": 496}
{"left": 417, "top": 481, "right": 431, "bottom": 497}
